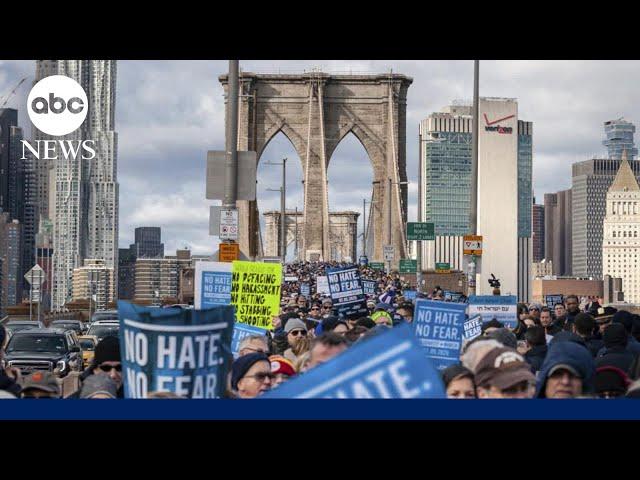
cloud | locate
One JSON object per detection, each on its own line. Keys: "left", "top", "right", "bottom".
{"left": 3, "top": 59, "right": 640, "bottom": 256}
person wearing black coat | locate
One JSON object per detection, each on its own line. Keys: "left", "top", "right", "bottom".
{"left": 595, "top": 323, "right": 638, "bottom": 375}
{"left": 572, "top": 313, "right": 604, "bottom": 357}
{"left": 523, "top": 326, "right": 547, "bottom": 373}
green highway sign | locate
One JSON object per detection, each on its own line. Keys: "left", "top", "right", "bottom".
{"left": 435, "top": 262, "right": 451, "bottom": 273}
{"left": 369, "top": 262, "right": 385, "bottom": 270}
{"left": 399, "top": 259, "right": 417, "bottom": 273}
{"left": 406, "top": 222, "right": 435, "bottom": 241}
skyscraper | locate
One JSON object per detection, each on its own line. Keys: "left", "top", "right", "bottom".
{"left": 130, "top": 227, "right": 164, "bottom": 258}
{"left": 532, "top": 199, "right": 545, "bottom": 263}
{"left": 0, "top": 109, "right": 19, "bottom": 217}
{"left": 603, "top": 118, "right": 637, "bottom": 160}
{"left": 602, "top": 152, "right": 640, "bottom": 302}
{"left": 419, "top": 99, "right": 533, "bottom": 299}
{"left": 0, "top": 211, "right": 22, "bottom": 312}
{"left": 46, "top": 60, "right": 118, "bottom": 310}
{"left": 572, "top": 157, "right": 640, "bottom": 279}
{"left": 544, "top": 189, "right": 572, "bottom": 276}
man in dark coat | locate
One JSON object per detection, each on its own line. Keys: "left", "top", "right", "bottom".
{"left": 595, "top": 323, "right": 638, "bottom": 375}
{"left": 523, "top": 326, "right": 547, "bottom": 373}
{"left": 596, "top": 310, "right": 640, "bottom": 357}
{"left": 572, "top": 312, "right": 604, "bottom": 357}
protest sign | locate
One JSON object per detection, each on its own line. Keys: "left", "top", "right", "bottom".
{"left": 300, "top": 282, "right": 310, "bottom": 298}
{"left": 316, "top": 275, "right": 330, "bottom": 295}
{"left": 231, "top": 261, "right": 282, "bottom": 329}
{"left": 468, "top": 295, "right": 518, "bottom": 328}
{"left": 362, "top": 280, "right": 377, "bottom": 295}
{"left": 544, "top": 294, "right": 564, "bottom": 310}
{"left": 118, "top": 302, "right": 234, "bottom": 399}
{"left": 444, "top": 291, "right": 463, "bottom": 302}
{"left": 462, "top": 314, "right": 482, "bottom": 341}
{"left": 194, "top": 261, "right": 232, "bottom": 309}
{"left": 284, "top": 276, "right": 298, "bottom": 283}
{"left": 326, "top": 266, "right": 367, "bottom": 317}
{"left": 413, "top": 299, "right": 467, "bottom": 370}
{"left": 263, "top": 323, "right": 445, "bottom": 398}
{"left": 231, "top": 323, "right": 268, "bottom": 359}
{"left": 403, "top": 290, "right": 417, "bottom": 301}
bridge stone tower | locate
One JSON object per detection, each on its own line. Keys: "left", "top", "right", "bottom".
{"left": 219, "top": 72, "right": 412, "bottom": 266}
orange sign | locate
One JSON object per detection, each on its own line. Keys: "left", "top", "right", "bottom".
{"left": 219, "top": 242, "right": 240, "bottom": 262}
{"left": 463, "top": 235, "right": 483, "bottom": 255}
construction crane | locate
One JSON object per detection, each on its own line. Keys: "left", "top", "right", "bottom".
{"left": 0, "top": 77, "right": 27, "bottom": 108}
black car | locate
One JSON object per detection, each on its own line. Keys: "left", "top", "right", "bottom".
{"left": 86, "top": 322, "right": 119, "bottom": 343}
{"left": 51, "top": 319, "right": 86, "bottom": 335}
{"left": 5, "top": 328, "right": 82, "bottom": 377}
{"left": 4, "top": 320, "right": 40, "bottom": 336}
{"left": 91, "top": 310, "right": 118, "bottom": 323}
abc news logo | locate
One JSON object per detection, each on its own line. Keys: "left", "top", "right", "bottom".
{"left": 22, "top": 75, "right": 95, "bottom": 160}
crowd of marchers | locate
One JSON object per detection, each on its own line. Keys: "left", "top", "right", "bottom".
{"left": 2, "top": 261, "right": 640, "bottom": 399}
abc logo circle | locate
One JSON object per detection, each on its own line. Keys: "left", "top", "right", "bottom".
{"left": 27, "top": 75, "right": 88, "bottom": 136}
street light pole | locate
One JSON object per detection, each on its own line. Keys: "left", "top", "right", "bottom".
{"left": 468, "top": 60, "right": 480, "bottom": 297}
{"left": 224, "top": 60, "right": 239, "bottom": 211}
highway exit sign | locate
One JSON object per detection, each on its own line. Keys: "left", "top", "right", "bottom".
{"left": 399, "top": 259, "right": 417, "bottom": 273}
{"left": 406, "top": 222, "right": 434, "bottom": 241}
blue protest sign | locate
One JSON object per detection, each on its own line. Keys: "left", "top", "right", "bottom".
{"left": 231, "top": 323, "right": 268, "bottom": 359}
{"left": 462, "top": 314, "right": 482, "bottom": 341}
{"left": 300, "top": 282, "right": 310, "bottom": 298}
{"left": 403, "top": 290, "right": 417, "bottom": 301}
{"left": 263, "top": 323, "right": 445, "bottom": 398}
{"left": 359, "top": 255, "right": 369, "bottom": 266}
{"left": 194, "top": 261, "right": 232, "bottom": 309}
{"left": 412, "top": 299, "right": 467, "bottom": 371}
{"left": 468, "top": 295, "right": 518, "bottom": 328}
{"left": 362, "top": 280, "right": 377, "bottom": 295}
{"left": 326, "top": 266, "right": 367, "bottom": 317}
{"left": 118, "top": 301, "right": 234, "bottom": 399}
{"left": 544, "top": 294, "right": 564, "bottom": 310}
{"left": 444, "top": 291, "right": 463, "bottom": 302}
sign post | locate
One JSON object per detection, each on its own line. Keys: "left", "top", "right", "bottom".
{"left": 383, "top": 245, "right": 395, "bottom": 274}
{"left": 463, "top": 235, "right": 483, "bottom": 296}
{"left": 406, "top": 222, "right": 434, "bottom": 294}
{"left": 25, "top": 265, "right": 45, "bottom": 326}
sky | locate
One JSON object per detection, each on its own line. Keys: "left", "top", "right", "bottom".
{"left": 1, "top": 60, "right": 638, "bottom": 256}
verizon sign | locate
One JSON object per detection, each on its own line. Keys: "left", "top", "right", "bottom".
{"left": 484, "top": 113, "right": 514, "bottom": 134}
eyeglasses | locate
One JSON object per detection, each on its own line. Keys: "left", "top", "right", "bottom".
{"left": 241, "top": 347, "right": 268, "bottom": 354}
{"left": 288, "top": 330, "right": 307, "bottom": 337}
{"left": 99, "top": 364, "right": 122, "bottom": 373}
{"left": 311, "top": 307, "right": 320, "bottom": 311}
{"left": 244, "top": 372, "right": 276, "bottom": 382}
{"left": 322, "top": 305, "right": 332, "bottom": 309}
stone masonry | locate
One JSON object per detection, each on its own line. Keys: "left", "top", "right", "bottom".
{"left": 219, "top": 72, "right": 412, "bottom": 267}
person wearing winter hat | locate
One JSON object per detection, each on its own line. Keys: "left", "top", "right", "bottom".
{"left": 607, "top": 310, "right": 640, "bottom": 356}
{"left": 536, "top": 340, "right": 595, "bottom": 398}
{"left": 283, "top": 318, "right": 309, "bottom": 364}
{"left": 231, "top": 352, "right": 273, "bottom": 398}
{"left": 593, "top": 366, "right": 631, "bottom": 398}
{"left": 70, "top": 335, "right": 123, "bottom": 398}
{"left": 91, "top": 336, "right": 123, "bottom": 392}
{"left": 441, "top": 364, "right": 476, "bottom": 399}
{"left": 269, "top": 355, "right": 296, "bottom": 387}
{"left": 80, "top": 374, "right": 118, "bottom": 399}
{"left": 481, "top": 319, "right": 504, "bottom": 336}
{"left": 486, "top": 328, "right": 518, "bottom": 350}
{"left": 595, "top": 323, "right": 637, "bottom": 374}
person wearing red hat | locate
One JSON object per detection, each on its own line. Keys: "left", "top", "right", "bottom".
{"left": 269, "top": 355, "right": 296, "bottom": 386}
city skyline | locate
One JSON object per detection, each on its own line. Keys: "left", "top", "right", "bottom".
{"left": 1, "top": 60, "right": 639, "bottom": 255}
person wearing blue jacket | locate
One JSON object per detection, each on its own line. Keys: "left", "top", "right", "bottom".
{"left": 536, "top": 340, "right": 595, "bottom": 398}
